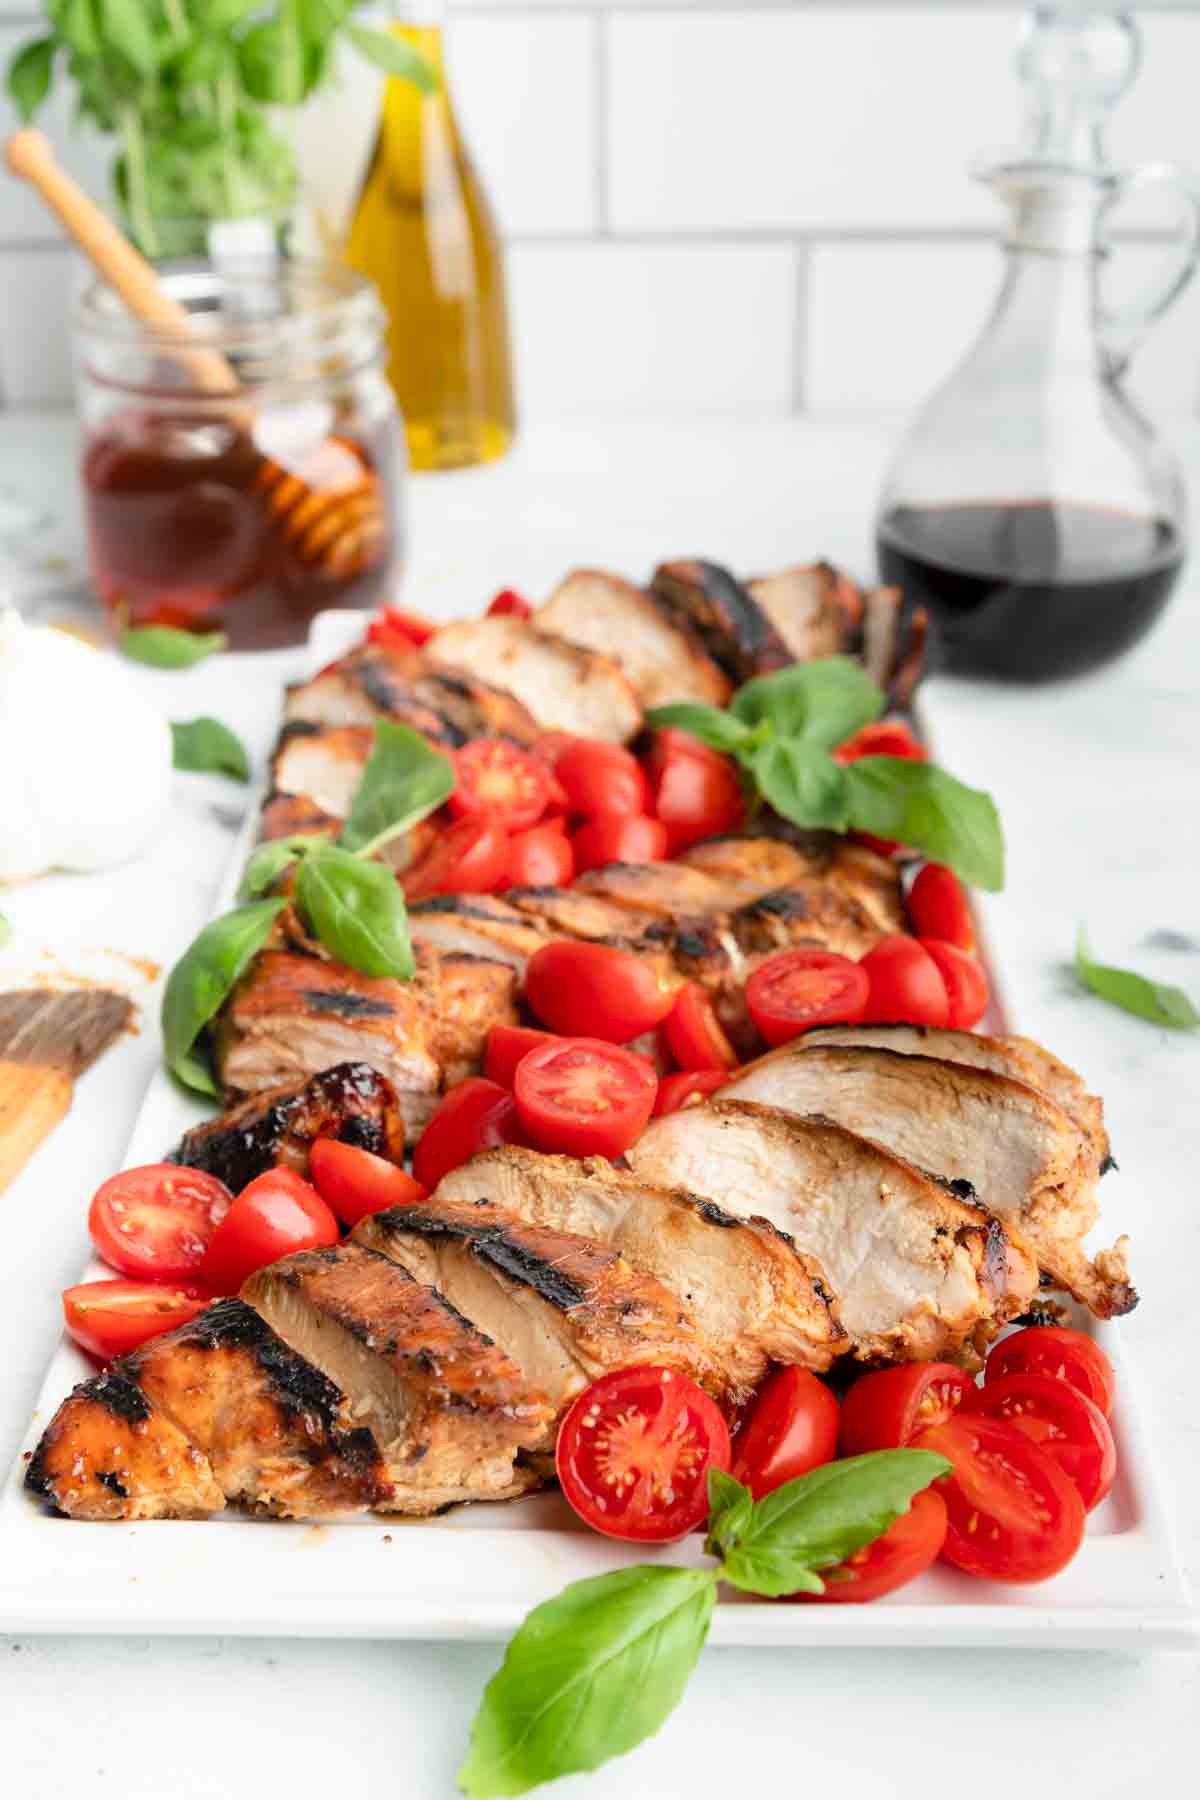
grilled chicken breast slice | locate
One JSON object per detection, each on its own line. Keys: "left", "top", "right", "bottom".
{"left": 426, "top": 617, "right": 643, "bottom": 743}
{"left": 284, "top": 644, "right": 463, "bottom": 737}
{"left": 537, "top": 568, "right": 732, "bottom": 709}
{"left": 719, "top": 1044, "right": 1132, "bottom": 1317}
{"left": 354, "top": 1194, "right": 719, "bottom": 1429}
{"left": 245, "top": 1245, "right": 552, "bottom": 1509}
{"left": 650, "top": 560, "right": 793, "bottom": 683}
{"left": 410, "top": 668, "right": 542, "bottom": 746}
{"left": 258, "top": 790, "right": 340, "bottom": 845}
{"left": 408, "top": 895, "right": 553, "bottom": 973}
{"left": 675, "top": 835, "right": 905, "bottom": 937}
{"left": 745, "top": 563, "right": 853, "bottom": 664}
{"left": 172, "top": 1062, "right": 406, "bottom": 1193}
{"left": 629, "top": 1101, "right": 1036, "bottom": 1364}
{"left": 270, "top": 724, "right": 375, "bottom": 818}
{"left": 435, "top": 1147, "right": 845, "bottom": 1388}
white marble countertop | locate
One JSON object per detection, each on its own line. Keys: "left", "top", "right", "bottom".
{"left": 1, "top": 412, "right": 1198, "bottom": 1797}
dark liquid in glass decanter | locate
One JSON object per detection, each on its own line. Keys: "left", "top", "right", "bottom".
{"left": 877, "top": 500, "right": 1185, "bottom": 683}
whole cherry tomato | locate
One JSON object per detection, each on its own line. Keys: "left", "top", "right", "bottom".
{"left": 920, "top": 937, "right": 989, "bottom": 1028}
{"left": 908, "top": 863, "right": 975, "bottom": 951}
{"left": 572, "top": 813, "right": 668, "bottom": 874}
{"left": 662, "top": 982, "right": 737, "bottom": 1070}
{"left": 524, "top": 941, "right": 678, "bottom": 1042}
{"left": 200, "top": 1168, "right": 340, "bottom": 1295}
{"left": 858, "top": 934, "right": 951, "bottom": 1028}
{"left": 308, "top": 1139, "right": 427, "bottom": 1227}
{"left": 411, "top": 1078, "right": 523, "bottom": 1191}
{"left": 644, "top": 728, "right": 745, "bottom": 853}
{"left": 504, "top": 823, "right": 575, "bottom": 887}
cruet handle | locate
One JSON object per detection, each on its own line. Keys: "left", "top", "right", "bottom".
{"left": 1097, "top": 162, "right": 1200, "bottom": 372}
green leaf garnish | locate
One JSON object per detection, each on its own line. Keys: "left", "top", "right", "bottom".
{"left": 171, "top": 717, "right": 251, "bottom": 783}
{"left": 120, "top": 626, "right": 227, "bottom": 669}
{"left": 6, "top": 36, "right": 55, "bottom": 121}
{"left": 731, "top": 657, "right": 884, "bottom": 750}
{"left": 295, "top": 843, "right": 414, "bottom": 981}
{"left": 703, "top": 1467, "right": 754, "bottom": 1561}
{"left": 237, "top": 833, "right": 329, "bottom": 902}
{"left": 841, "top": 757, "right": 1005, "bottom": 891}
{"left": 339, "top": 720, "right": 455, "bottom": 859}
{"left": 1075, "top": 929, "right": 1199, "bottom": 1030}
{"left": 645, "top": 701, "right": 760, "bottom": 756}
{"left": 161, "top": 898, "right": 285, "bottom": 1095}
{"left": 748, "top": 737, "right": 851, "bottom": 833}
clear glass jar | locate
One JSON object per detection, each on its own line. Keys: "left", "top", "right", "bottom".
{"left": 74, "top": 256, "right": 405, "bottom": 650}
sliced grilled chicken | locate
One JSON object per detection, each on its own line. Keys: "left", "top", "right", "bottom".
{"left": 435, "top": 1147, "right": 845, "bottom": 1387}
{"left": 745, "top": 563, "right": 853, "bottom": 664}
{"left": 431, "top": 952, "right": 528, "bottom": 1088}
{"left": 675, "top": 835, "right": 905, "bottom": 936}
{"left": 504, "top": 884, "right": 659, "bottom": 942}
{"left": 245, "top": 1245, "right": 551, "bottom": 1509}
{"left": 258, "top": 790, "right": 339, "bottom": 845}
{"left": 408, "top": 895, "right": 553, "bottom": 973}
{"left": 537, "top": 568, "right": 731, "bottom": 709}
{"left": 172, "top": 1062, "right": 406, "bottom": 1193}
{"left": 426, "top": 616, "right": 643, "bottom": 743}
{"left": 726, "top": 882, "right": 887, "bottom": 964}
{"left": 271, "top": 723, "right": 375, "bottom": 818}
{"left": 285, "top": 643, "right": 463, "bottom": 738}
{"left": 718, "top": 1044, "right": 1133, "bottom": 1317}
{"left": 411, "top": 667, "right": 542, "bottom": 746}
{"left": 629, "top": 1101, "right": 1037, "bottom": 1364}
{"left": 650, "top": 559, "right": 792, "bottom": 684}
{"left": 574, "top": 861, "right": 733, "bottom": 921}
{"left": 354, "top": 1193, "right": 720, "bottom": 1427}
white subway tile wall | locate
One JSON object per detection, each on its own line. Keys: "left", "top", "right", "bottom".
{"left": 1, "top": 3, "right": 1200, "bottom": 417}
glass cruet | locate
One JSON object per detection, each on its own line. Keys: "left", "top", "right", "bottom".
{"left": 875, "top": 4, "right": 1200, "bottom": 683}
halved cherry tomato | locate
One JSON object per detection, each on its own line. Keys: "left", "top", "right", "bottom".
{"left": 524, "top": 941, "right": 678, "bottom": 1042}
{"left": 858, "top": 934, "right": 951, "bottom": 1027}
{"left": 908, "top": 863, "right": 975, "bottom": 951}
{"left": 916, "top": 1412, "right": 1085, "bottom": 1583}
{"left": 484, "top": 1023, "right": 560, "bottom": 1088}
{"left": 556, "top": 1365, "right": 731, "bottom": 1542}
{"left": 366, "top": 606, "right": 437, "bottom": 651}
{"left": 88, "top": 1163, "right": 232, "bottom": 1281}
{"left": 571, "top": 813, "right": 668, "bottom": 874}
{"left": 644, "top": 728, "right": 745, "bottom": 854}
{"left": 504, "top": 823, "right": 575, "bottom": 888}
{"left": 833, "top": 721, "right": 928, "bottom": 765}
{"left": 920, "top": 937, "right": 989, "bottom": 1029}
{"left": 62, "top": 1279, "right": 209, "bottom": 1363}
{"left": 488, "top": 588, "right": 533, "bottom": 619}
{"left": 199, "top": 1168, "right": 340, "bottom": 1296}
{"left": 839, "top": 1362, "right": 975, "bottom": 1456}
{"left": 402, "top": 816, "right": 509, "bottom": 899}
{"left": 986, "top": 1325, "right": 1115, "bottom": 1419}
{"left": 792, "top": 1489, "right": 948, "bottom": 1603}
{"left": 449, "top": 739, "right": 552, "bottom": 833}
{"left": 308, "top": 1139, "right": 427, "bottom": 1228}
{"left": 652, "top": 1069, "right": 728, "bottom": 1115}
{"left": 412, "top": 1077, "right": 522, "bottom": 1191}
{"left": 965, "top": 1373, "right": 1116, "bottom": 1512}
{"left": 514, "top": 1037, "right": 657, "bottom": 1159}
{"left": 529, "top": 731, "right": 578, "bottom": 768}
{"left": 732, "top": 1367, "right": 840, "bottom": 1499}
{"left": 552, "top": 739, "right": 650, "bottom": 819}
{"left": 745, "top": 948, "right": 870, "bottom": 1046}
{"left": 663, "top": 982, "right": 737, "bottom": 1071}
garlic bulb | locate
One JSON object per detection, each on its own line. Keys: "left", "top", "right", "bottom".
{"left": 0, "top": 611, "right": 173, "bottom": 880}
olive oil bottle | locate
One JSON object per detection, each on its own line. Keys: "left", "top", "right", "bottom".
{"left": 345, "top": 4, "right": 515, "bottom": 471}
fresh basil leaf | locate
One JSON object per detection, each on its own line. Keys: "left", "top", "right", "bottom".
{"left": 161, "top": 898, "right": 286, "bottom": 1095}
{"left": 842, "top": 756, "right": 1005, "bottom": 891}
{"left": 345, "top": 20, "right": 437, "bottom": 93}
{"left": 644, "top": 702, "right": 759, "bottom": 756}
{"left": 99, "top": 0, "right": 159, "bottom": 76}
{"left": 296, "top": 843, "right": 414, "bottom": 981}
{"left": 719, "top": 1449, "right": 950, "bottom": 1599}
{"left": 339, "top": 720, "right": 455, "bottom": 858}
{"left": 704, "top": 1467, "right": 754, "bottom": 1561}
{"left": 749, "top": 737, "right": 850, "bottom": 832}
{"left": 171, "top": 717, "right": 251, "bottom": 783}
{"left": 6, "top": 37, "right": 55, "bottom": 122}
{"left": 459, "top": 1565, "right": 716, "bottom": 1799}
{"left": 237, "top": 833, "right": 327, "bottom": 901}
{"left": 732, "top": 657, "right": 884, "bottom": 749}
{"left": 120, "top": 625, "right": 228, "bottom": 669}
{"left": 1075, "top": 929, "right": 1199, "bottom": 1030}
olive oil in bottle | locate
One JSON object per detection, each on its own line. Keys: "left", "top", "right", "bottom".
{"left": 345, "top": 4, "right": 515, "bottom": 471}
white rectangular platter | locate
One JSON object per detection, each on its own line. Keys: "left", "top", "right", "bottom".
{"left": 3, "top": 613, "right": 1196, "bottom": 1650}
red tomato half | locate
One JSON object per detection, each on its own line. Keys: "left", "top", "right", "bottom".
{"left": 199, "top": 1168, "right": 340, "bottom": 1296}
{"left": 308, "top": 1139, "right": 427, "bottom": 1228}
{"left": 89, "top": 1163, "right": 232, "bottom": 1281}
{"left": 572, "top": 813, "right": 668, "bottom": 874}
{"left": 412, "top": 1078, "right": 522, "bottom": 1191}
{"left": 662, "top": 982, "right": 737, "bottom": 1071}
{"left": 908, "top": 863, "right": 975, "bottom": 951}
{"left": 484, "top": 1023, "right": 560, "bottom": 1088}
{"left": 63, "top": 1279, "right": 209, "bottom": 1362}
{"left": 514, "top": 1037, "right": 657, "bottom": 1159}
{"left": 552, "top": 740, "right": 649, "bottom": 819}
{"left": 986, "top": 1325, "right": 1116, "bottom": 1419}
{"left": 402, "top": 816, "right": 509, "bottom": 899}
{"left": 644, "top": 728, "right": 745, "bottom": 854}
{"left": 524, "top": 941, "right": 678, "bottom": 1042}
{"left": 858, "top": 934, "right": 951, "bottom": 1028}
{"left": 965, "top": 1373, "right": 1116, "bottom": 1512}
{"left": 488, "top": 588, "right": 533, "bottom": 619}
{"left": 839, "top": 1362, "right": 975, "bottom": 1456}
{"left": 556, "top": 1365, "right": 731, "bottom": 1542}
{"left": 833, "top": 721, "right": 927, "bottom": 765}
{"left": 917, "top": 1413, "right": 1085, "bottom": 1583}
{"left": 366, "top": 606, "right": 436, "bottom": 650}
{"left": 732, "top": 1366, "right": 840, "bottom": 1499}
{"left": 504, "top": 823, "right": 574, "bottom": 888}
{"left": 745, "top": 948, "right": 870, "bottom": 1046}
{"left": 652, "top": 1069, "right": 728, "bottom": 1116}
{"left": 793, "top": 1489, "right": 948, "bottom": 1604}
{"left": 921, "top": 938, "right": 989, "bottom": 1029}
{"left": 449, "top": 739, "right": 551, "bottom": 833}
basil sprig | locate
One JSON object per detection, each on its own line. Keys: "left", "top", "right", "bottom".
{"left": 460, "top": 1448, "right": 947, "bottom": 1797}
{"left": 1075, "top": 928, "right": 1199, "bottom": 1030}
{"left": 295, "top": 844, "right": 415, "bottom": 982}
{"left": 648, "top": 658, "right": 1005, "bottom": 891}
{"left": 162, "top": 897, "right": 286, "bottom": 1096}
{"left": 340, "top": 720, "right": 456, "bottom": 858}
{"left": 171, "top": 717, "right": 251, "bottom": 783}
{"left": 119, "top": 626, "right": 227, "bottom": 669}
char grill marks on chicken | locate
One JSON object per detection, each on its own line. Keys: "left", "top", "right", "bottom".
{"left": 283, "top": 641, "right": 542, "bottom": 745}
{"left": 426, "top": 615, "right": 644, "bottom": 743}
{"left": 717, "top": 1044, "right": 1133, "bottom": 1318}
{"left": 433, "top": 1147, "right": 846, "bottom": 1388}
{"left": 172, "top": 1062, "right": 406, "bottom": 1194}
{"left": 536, "top": 568, "right": 732, "bottom": 709}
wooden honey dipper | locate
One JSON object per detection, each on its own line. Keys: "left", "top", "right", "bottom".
{"left": 5, "top": 128, "right": 388, "bottom": 582}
